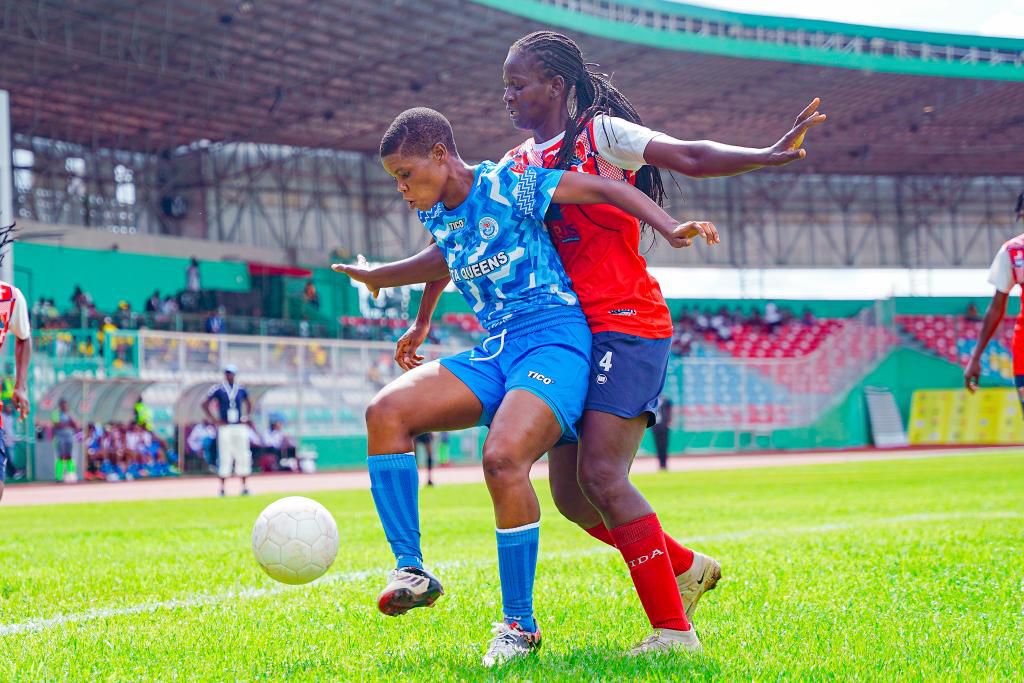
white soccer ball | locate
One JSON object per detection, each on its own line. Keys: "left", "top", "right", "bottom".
{"left": 252, "top": 496, "right": 339, "bottom": 585}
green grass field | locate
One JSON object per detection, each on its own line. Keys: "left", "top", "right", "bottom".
{"left": 1, "top": 452, "right": 1021, "bottom": 681}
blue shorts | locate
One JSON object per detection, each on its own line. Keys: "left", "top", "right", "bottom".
{"left": 584, "top": 332, "right": 672, "bottom": 427}
{"left": 440, "top": 309, "right": 592, "bottom": 442}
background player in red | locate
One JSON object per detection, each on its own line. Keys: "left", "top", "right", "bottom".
{"left": 0, "top": 226, "right": 33, "bottom": 502}
{"left": 964, "top": 191, "right": 1024, "bottom": 405}
{"left": 391, "top": 31, "right": 826, "bottom": 653}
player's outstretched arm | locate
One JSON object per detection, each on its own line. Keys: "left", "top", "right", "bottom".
{"left": 964, "top": 290, "right": 1008, "bottom": 392}
{"left": 331, "top": 245, "right": 448, "bottom": 298}
{"left": 552, "top": 172, "right": 719, "bottom": 249}
{"left": 395, "top": 276, "right": 449, "bottom": 371}
{"left": 644, "top": 98, "right": 826, "bottom": 178}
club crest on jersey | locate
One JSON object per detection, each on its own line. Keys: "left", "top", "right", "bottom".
{"left": 445, "top": 218, "right": 466, "bottom": 232}
{"left": 478, "top": 217, "right": 500, "bottom": 240}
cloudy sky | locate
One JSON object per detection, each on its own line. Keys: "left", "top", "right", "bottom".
{"left": 676, "top": 0, "right": 1024, "bottom": 38}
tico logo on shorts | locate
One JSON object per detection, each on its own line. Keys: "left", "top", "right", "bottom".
{"left": 479, "top": 217, "right": 499, "bottom": 240}
{"left": 527, "top": 370, "right": 554, "bottom": 385}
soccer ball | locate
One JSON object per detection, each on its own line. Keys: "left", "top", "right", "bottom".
{"left": 252, "top": 496, "right": 339, "bottom": 585}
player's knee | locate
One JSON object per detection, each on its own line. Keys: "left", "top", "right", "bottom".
{"left": 481, "top": 443, "right": 527, "bottom": 485}
{"left": 577, "top": 459, "right": 627, "bottom": 511}
{"left": 364, "top": 393, "right": 409, "bottom": 435}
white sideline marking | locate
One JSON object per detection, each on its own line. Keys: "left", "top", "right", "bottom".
{"left": 0, "top": 510, "right": 1019, "bottom": 637}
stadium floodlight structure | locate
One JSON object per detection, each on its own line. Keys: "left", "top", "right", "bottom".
{"left": 0, "top": 0, "right": 1021, "bottom": 267}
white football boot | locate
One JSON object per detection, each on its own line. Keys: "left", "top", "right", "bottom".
{"left": 628, "top": 627, "right": 702, "bottom": 656}
{"left": 481, "top": 621, "right": 542, "bottom": 668}
{"left": 676, "top": 551, "right": 722, "bottom": 620}
{"left": 375, "top": 566, "right": 444, "bottom": 616}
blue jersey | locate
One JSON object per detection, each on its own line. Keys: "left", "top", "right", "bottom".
{"left": 206, "top": 382, "right": 249, "bottom": 424}
{"left": 417, "top": 160, "right": 579, "bottom": 331}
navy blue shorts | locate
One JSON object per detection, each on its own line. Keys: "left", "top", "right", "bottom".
{"left": 584, "top": 332, "right": 672, "bottom": 428}
{"left": 440, "top": 310, "right": 592, "bottom": 442}
{"left": 1015, "top": 376, "right": 1024, "bottom": 416}
{"left": 0, "top": 428, "right": 7, "bottom": 483}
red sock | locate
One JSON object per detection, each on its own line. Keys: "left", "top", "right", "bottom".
{"left": 588, "top": 523, "right": 695, "bottom": 575}
{"left": 664, "top": 533, "right": 695, "bottom": 575}
{"left": 584, "top": 523, "right": 615, "bottom": 547}
{"left": 610, "top": 514, "right": 690, "bottom": 632}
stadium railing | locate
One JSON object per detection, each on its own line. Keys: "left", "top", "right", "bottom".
{"left": 674, "top": 300, "right": 897, "bottom": 437}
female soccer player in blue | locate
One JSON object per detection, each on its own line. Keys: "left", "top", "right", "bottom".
{"left": 372, "top": 31, "right": 825, "bottom": 657}
{"left": 337, "top": 107, "right": 715, "bottom": 667}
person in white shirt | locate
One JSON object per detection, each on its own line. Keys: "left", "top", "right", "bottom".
{"left": 0, "top": 270, "right": 31, "bottom": 501}
{"left": 965, "top": 199, "right": 1024, "bottom": 408}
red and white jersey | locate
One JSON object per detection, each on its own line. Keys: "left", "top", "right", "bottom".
{"left": 987, "top": 233, "right": 1024, "bottom": 372}
{"left": 502, "top": 115, "right": 673, "bottom": 338}
{"left": 0, "top": 281, "right": 30, "bottom": 351}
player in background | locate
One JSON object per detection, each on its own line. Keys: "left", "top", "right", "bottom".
{"left": 0, "top": 226, "right": 32, "bottom": 502}
{"left": 52, "top": 398, "right": 79, "bottom": 482}
{"left": 384, "top": 31, "right": 825, "bottom": 654}
{"left": 202, "top": 364, "right": 254, "bottom": 496}
{"left": 964, "top": 191, "right": 1024, "bottom": 405}
{"left": 413, "top": 432, "right": 435, "bottom": 487}
{"left": 332, "top": 107, "right": 716, "bottom": 666}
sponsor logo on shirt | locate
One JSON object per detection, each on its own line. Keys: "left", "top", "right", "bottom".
{"left": 449, "top": 251, "right": 511, "bottom": 283}
{"left": 609, "top": 308, "right": 637, "bottom": 316}
{"left": 445, "top": 218, "right": 466, "bottom": 231}
{"left": 595, "top": 373, "right": 608, "bottom": 385}
{"left": 479, "top": 217, "right": 500, "bottom": 240}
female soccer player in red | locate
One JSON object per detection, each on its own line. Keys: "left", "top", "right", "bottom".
{"left": 388, "top": 31, "right": 826, "bottom": 654}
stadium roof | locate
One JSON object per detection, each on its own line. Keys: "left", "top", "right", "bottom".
{"left": 1, "top": 0, "right": 1022, "bottom": 174}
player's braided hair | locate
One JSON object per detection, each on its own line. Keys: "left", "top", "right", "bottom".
{"left": 0, "top": 222, "right": 16, "bottom": 266}
{"left": 510, "top": 31, "right": 666, "bottom": 208}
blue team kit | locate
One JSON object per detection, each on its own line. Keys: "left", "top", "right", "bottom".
{"left": 417, "top": 160, "right": 592, "bottom": 439}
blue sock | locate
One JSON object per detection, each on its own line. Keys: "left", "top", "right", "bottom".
{"left": 496, "top": 523, "right": 540, "bottom": 633}
{"left": 367, "top": 453, "right": 423, "bottom": 570}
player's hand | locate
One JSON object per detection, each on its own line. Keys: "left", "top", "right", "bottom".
{"left": 10, "top": 388, "right": 28, "bottom": 420}
{"left": 964, "top": 357, "right": 982, "bottom": 393}
{"left": 331, "top": 254, "right": 381, "bottom": 299}
{"left": 667, "top": 221, "right": 718, "bottom": 248}
{"left": 395, "top": 322, "right": 429, "bottom": 371}
{"left": 766, "top": 98, "right": 826, "bottom": 166}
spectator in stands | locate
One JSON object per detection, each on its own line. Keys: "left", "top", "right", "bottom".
{"left": 694, "top": 308, "right": 710, "bottom": 333}
{"left": 145, "top": 290, "right": 161, "bottom": 314}
{"left": 965, "top": 302, "right": 982, "bottom": 322}
{"left": 261, "top": 419, "right": 296, "bottom": 472}
{"left": 205, "top": 309, "right": 224, "bottom": 334}
{"left": 116, "top": 300, "right": 133, "bottom": 328}
{"left": 303, "top": 281, "right": 320, "bottom": 309}
{"left": 52, "top": 399, "right": 78, "bottom": 483}
{"left": 186, "top": 257, "right": 201, "bottom": 293}
{"left": 133, "top": 394, "right": 153, "bottom": 431}
{"left": 187, "top": 419, "right": 218, "bottom": 471}
{"left": 159, "top": 295, "right": 179, "bottom": 321}
{"left": 801, "top": 307, "right": 816, "bottom": 326}
{"left": 764, "top": 302, "right": 783, "bottom": 334}
{"left": 711, "top": 306, "right": 733, "bottom": 342}
{"left": 70, "top": 285, "right": 91, "bottom": 310}
{"left": 1016, "top": 190, "right": 1024, "bottom": 224}
{"left": 652, "top": 395, "right": 673, "bottom": 471}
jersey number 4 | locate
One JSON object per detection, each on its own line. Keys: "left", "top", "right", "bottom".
{"left": 598, "top": 351, "right": 613, "bottom": 372}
